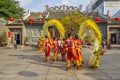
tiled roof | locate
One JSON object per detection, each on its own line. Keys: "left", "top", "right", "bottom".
{"left": 46, "top": 11, "right": 67, "bottom": 19}
{"left": 84, "top": 12, "right": 120, "bottom": 23}
{"left": 85, "top": 12, "right": 107, "bottom": 20}
{"left": 25, "top": 12, "right": 44, "bottom": 21}
{"left": 8, "top": 19, "right": 23, "bottom": 24}
{"left": 109, "top": 18, "right": 120, "bottom": 24}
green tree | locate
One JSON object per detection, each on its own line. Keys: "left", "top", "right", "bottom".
{"left": 0, "top": 32, "right": 7, "bottom": 44}
{"left": 60, "top": 12, "right": 85, "bottom": 37}
{"left": 0, "top": 0, "right": 24, "bottom": 20}
{"left": 84, "top": 30, "right": 95, "bottom": 45}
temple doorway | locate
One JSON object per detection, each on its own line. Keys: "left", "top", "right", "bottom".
{"left": 15, "top": 34, "right": 21, "bottom": 44}
{"left": 110, "top": 33, "right": 117, "bottom": 44}
{"left": 9, "top": 28, "right": 22, "bottom": 45}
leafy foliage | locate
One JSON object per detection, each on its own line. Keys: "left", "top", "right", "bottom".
{"left": 84, "top": 33, "right": 95, "bottom": 45}
{"left": 0, "top": 0, "right": 24, "bottom": 20}
{"left": 60, "top": 12, "right": 85, "bottom": 37}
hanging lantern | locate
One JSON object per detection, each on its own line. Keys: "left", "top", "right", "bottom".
{"left": 29, "top": 18, "right": 34, "bottom": 23}
{"left": 95, "top": 17, "right": 100, "bottom": 22}
{"left": 9, "top": 17, "right": 14, "bottom": 22}
{"left": 114, "top": 17, "right": 120, "bottom": 21}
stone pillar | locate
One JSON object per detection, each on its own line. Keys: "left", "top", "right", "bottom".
{"left": 107, "top": 26, "right": 110, "bottom": 44}
{"left": 6, "top": 28, "right": 9, "bottom": 45}
{"left": 22, "top": 25, "right": 25, "bottom": 45}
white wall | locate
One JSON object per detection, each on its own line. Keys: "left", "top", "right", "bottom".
{"left": 93, "top": 2, "right": 104, "bottom": 13}
{"left": 92, "top": 1, "right": 120, "bottom": 17}
{"left": 104, "top": 1, "right": 120, "bottom": 17}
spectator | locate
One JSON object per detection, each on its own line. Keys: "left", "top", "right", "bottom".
{"left": 102, "top": 40, "right": 105, "bottom": 49}
{"left": 14, "top": 39, "right": 17, "bottom": 49}
{"left": 58, "top": 38, "right": 62, "bottom": 53}
{"left": 107, "top": 43, "right": 111, "bottom": 49}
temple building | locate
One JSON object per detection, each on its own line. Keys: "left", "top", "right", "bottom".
{"left": 5, "top": 5, "right": 120, "bottom": 46}
{"left": 85, "top": 12, "right": 120, "bottom": 44}
{"left": 6, "top": 5, "right": 82, "bottom": 46}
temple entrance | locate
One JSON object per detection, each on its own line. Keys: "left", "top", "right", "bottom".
{"left": 110, "top": 33, "right": 117, "bottom": 44}
{"left": 9, "top": 28, "right": 22, "bottom": 45}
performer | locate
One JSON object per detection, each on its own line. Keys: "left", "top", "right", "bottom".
{"left": 38, "top": 39, "right": 43, "bottom": 54}
{"left": 53, "top": 37, "right": 58, "bottom": 61}
{"left": 89, "top": 40, "right": 105, "bottom": 68}
{"left": 65, "top": 34, "right": 81, "bottom": 71}
{"left": 44, "top": 35, "right": 52, "bottom": 61}
{"left": 60, "top": 38, "right": 66, "bottom": 61}
{"left": 74, "top": 35, "right": 83, "bottom": 69}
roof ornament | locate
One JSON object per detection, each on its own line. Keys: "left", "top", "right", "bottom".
{"left": 45, "top": 5, "right": 82, "bottom": 12}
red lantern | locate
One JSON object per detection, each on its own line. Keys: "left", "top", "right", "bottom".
{"left": 9, "top": 17, "right": 14, "bottom": 22}
{"left": 114, "top": 17, "right": 120, "bottom": 21}
{"left": 29, "top": 18, "right": 34, "bottom": 23}
{"left": 8, "top": 32, "right": 11, "bottom": 38}
{"left": 95, "top": 17, "right": 100, "bottom": 22}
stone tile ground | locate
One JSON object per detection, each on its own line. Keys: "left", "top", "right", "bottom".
{"left": 0, "top": 47, "right": 120, "bottom": 80}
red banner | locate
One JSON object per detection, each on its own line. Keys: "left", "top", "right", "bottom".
{"left": 8, "top": 32, "right": 11, "bottom": 38}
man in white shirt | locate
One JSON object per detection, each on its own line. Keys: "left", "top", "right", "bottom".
{"left": 58, "top": 39, "right": 62, "bottom": 53}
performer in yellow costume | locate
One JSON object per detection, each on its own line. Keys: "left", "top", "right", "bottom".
{"left": 74, "top": 35, "right": 83, "bottom": 69}
{"left": 38, "top": 39, "right": 43, "bottom": 53}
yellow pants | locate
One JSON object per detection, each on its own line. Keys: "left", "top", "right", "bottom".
{"left": 93, "top": 55, "right": 100, "bottom": 67}
{"left": 75, "top": 48, "right": 83, "bottom": 65}
{"left": 38, "top": 47, "right": 42, "bottom": 53}
{"left": 54, "top": 51, "right": 58, "bottom": 61}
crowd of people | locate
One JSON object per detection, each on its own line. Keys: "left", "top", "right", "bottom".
{"left": 37, "top": 33, "right": 84, "bottom": 71}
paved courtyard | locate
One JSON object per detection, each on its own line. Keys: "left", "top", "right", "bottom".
{"left": 0, "top": 47, "right": 120, "bottom": 80}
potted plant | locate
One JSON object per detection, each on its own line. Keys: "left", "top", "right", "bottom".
{"left": 0, "top": 32, "right": 7, "bottom": 47}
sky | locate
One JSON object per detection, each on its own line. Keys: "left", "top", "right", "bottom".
{"left": 15, "top": 0, "right": 91, "bottom": 12}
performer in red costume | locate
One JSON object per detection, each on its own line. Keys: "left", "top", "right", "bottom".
{"left": 65, "top": 34, "right": 81, "bottom": 71}
{"left": 44, "top": 35, "right": 52, "bottom": 61}
{"left": 60, "top": 38, "right": 66, "bottom": 61}
{"left": 53, "top": 37, "right": 58, "bottom": 61}
{"left": 74, "top": 35, "right": 83, "bottom": 69}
